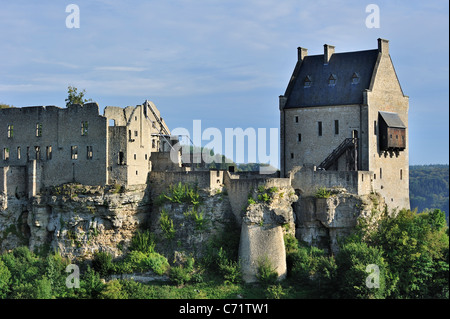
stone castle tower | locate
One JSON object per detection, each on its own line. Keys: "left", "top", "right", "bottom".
{"left": 279, "top": 38, "right": 410, "bottom": 210}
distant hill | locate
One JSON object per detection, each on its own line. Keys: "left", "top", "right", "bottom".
{"left": 409, "top": 164, "right": 449, "bottom": 219}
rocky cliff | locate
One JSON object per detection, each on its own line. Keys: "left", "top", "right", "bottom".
{"left": 0, "top": 184, "right": 151, "bottom": 260}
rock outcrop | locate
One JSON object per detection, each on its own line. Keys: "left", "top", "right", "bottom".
{"left": 295, "top": 189, "right": 386, "bottom": 255}
{"left": 239, "top": 185, "right": 298, "bottom": 283}
{"left": 0, "top": 184, "right": 151, "bottom": 260}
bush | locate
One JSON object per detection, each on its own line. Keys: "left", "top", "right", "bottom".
{"left": 335, "top": 242, "right": 387, "bottom": 299}
{"left": 315, "top": 187, "right": 332, "bottom": 199}
{"left": 256, "top": 256, "right": 278, "bottom": 285}
{"left": 169, "top": 265, "right": 192, "bottom": 286}
{"left": 129, "top": 230, "right": 156, "bottom": 254}
{"left": 160, "top": 209, "right": 175, "bottom": 240}
{"left": 92, "top": 251, "right": 113, "bottom": 278}
{"left": 144, "top": 252, "right": 170, "bottom": 275}
{"left": 100, "top": 279, "right": 128, "bottom": 299}
{"left": 217, "top": 248, "right": 242, "bottom": 284}
{"left": 265, "top": 284, "right": 285, "bottom": 299}
{"left": 0, "top": 260, "right": 11, "bottom": 298}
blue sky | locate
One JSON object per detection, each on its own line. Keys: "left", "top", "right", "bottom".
{"left": 0, "top": 0, "right": 448, "bottom": 165}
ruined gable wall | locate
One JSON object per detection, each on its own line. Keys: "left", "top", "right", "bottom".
{"left": 0, "top": 103, "right": 108, "bottom": 188}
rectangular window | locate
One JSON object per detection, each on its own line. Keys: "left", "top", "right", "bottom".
{"left": 7, "top": 125, "right": 13, "bottom": 138}
{"left": 152, "top": 139, "right": 156, "bottom": 149}
{"left": 35, "top": 146, "right": 40, "bottom": 160}
{"left": 298, "top": 133, "right": 302, "bottom": 142}
{"left": 134, "top": 130, "right": 138, "bottom": 137}
{"left": 36, "top": 123, "right": 42, "bottom": 137}
{"left": 295, "top": 116, "right": 299, "bottom": 123}
{"left": 87, "top": 146, "right": 93, "bottom": 160}
{"left": 17, "top": 147, "right": 21, "bottom": 160}
{"left": 290, "top": 153, "right": 294, "bottom": 159}
{"left": 81, "top": 121, "right": 88, "bottom": 136}
{"left": 145, "top": 154, "right": 148, "bottom": 160}
{"left": 334, "top": 120, "right": 339, "bottom": 135}
{"left": 400, "top": 169, "right": 403, "bottom": 180}
{"left": 71, "top": 146, "right": 78, "bottom": 160}
{"left": 3, "top": 148, "right": 9, "bottom": 161}
{"left": 380, "top": 167, "right": 382, "bottom": 179}
{"left": 46, "top": 146, "right": 52, "bottom": 160}
{"left": 134, "top": 154, "right": 136, "bottom": 160}
{"left": 318, "top": 121, "right": 322, "bottom": 136}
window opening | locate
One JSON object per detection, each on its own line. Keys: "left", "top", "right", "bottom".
{"left": 87, "top": 146, "right": 93, "bottom": 160}
{"left": 36, "top": 123, "right": 42, "bottom": 137}
{"left": 71, "top": 146, "right": 78, "bottom": 160}
{"left": 81, "top": 121, "right": 88, "bottom": 136}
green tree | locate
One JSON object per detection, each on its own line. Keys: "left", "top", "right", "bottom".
{"left": 0, "top": 260, "right": 11, "bottom": 298}
{"left": 335, "top": 242, "right": 388, "bottom": 299}
{"left": 363, "top": 209, "right": 449, "bottom": 298}
{"left": 65, "top": 85, "right": 92, "bottom": 107}
{"left": 0, "top": 103, "right": 13, "bottom": 109}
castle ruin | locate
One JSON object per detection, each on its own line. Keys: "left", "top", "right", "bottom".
{"left": 0, "top": 38, "right": 409, "bottom": 283}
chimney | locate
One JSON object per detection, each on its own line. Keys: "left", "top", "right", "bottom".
{"left": 297, "top": 47, "right": 308, "bottom": 61}
{"left": 324, "top": 44, "right": 335, "bottom": 64}
{"left": 377, "top": 38, "right": 389, "bottom": 54}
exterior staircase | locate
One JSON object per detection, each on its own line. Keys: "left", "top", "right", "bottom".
{"left": 318, "top": 138, "right": 357, "bottom": 170}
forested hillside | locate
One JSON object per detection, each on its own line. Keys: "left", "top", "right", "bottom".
{"left": 409, "top": 164, "right": 449, "bottom": 219}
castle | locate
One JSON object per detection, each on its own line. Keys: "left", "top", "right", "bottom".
{"left": 280, "top": 38, "right": 409, "bottom": 210}
{"left": 0, "top": 38, "right": 409, "bottom": 282}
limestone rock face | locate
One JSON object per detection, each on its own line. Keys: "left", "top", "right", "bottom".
{"left": 295, "top": 190, "right": 385, "bottom": 255}
{"left": 0, "top": 184, "right": 151, "bottom": 260}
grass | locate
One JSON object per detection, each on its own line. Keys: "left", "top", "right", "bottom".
{"left": 119, "top": 273, "right": 314, "bottom": 299}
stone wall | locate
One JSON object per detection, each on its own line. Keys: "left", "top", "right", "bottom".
{"left": 0, "top": 103, "right": 108, "bottom": 188}
{"left": 281, "top": 104, "right": 361, "bottom": 175}
{"left": 223, "top": 171, "right": 290, "bottom": 224}
{"left": 290, "top": 164, "right": 373, "bottom": 196}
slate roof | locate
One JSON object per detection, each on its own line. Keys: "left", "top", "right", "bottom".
{"left": 379, "top": 111, "right": 406, "bottom": 128}
{"left": 284, "top": 49, "right": 379, "bottom": 108}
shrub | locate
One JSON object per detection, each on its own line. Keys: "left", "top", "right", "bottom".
{"left": 129, "top": 229, "right": 156, "bottom": 254}
{"left": 184, "top": 207, "right": 207, "bottom": 231}
{"left": 266, "top": 284, "right": 285, "bottom": 299}
{"left": 100, "top": 279, "right": 127, "bottom": 299}
{"left": 169, "top": 266, "right": 192, "bottom": 286}
{"left": 315, "top": 187, "right": 332, "bottom": 199}
{"left": 256, "top": 256, "right": 278, "bottom": 285}
{"left": 160, "top": 209, "right": 175, "bottom": 240}
{"left": 335, "top": 242, "right": 387, "bottom": 299}
{"left": 92, "top": 251, "right": 113, "bottom": 278}
{"left": 161, "top": 182, "right": 202, "bottom": 206}
{"left": 217, "top": 248, "right": 242, "bottom": 284}
{"left": 144, "top": 252, "right": 170, "bottom": 275}
{"left": 0, "top": 260, "right": 11, "bottom": 298}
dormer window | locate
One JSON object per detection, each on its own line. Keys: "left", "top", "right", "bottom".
{"left": 328, "top": 74, "right": 337, "bottom": 86}
{"left": 351, "top": 72, "right": 360, "bottom": 84}
{"left": 304, "top": 75, "right": 312, "bottom": 88}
